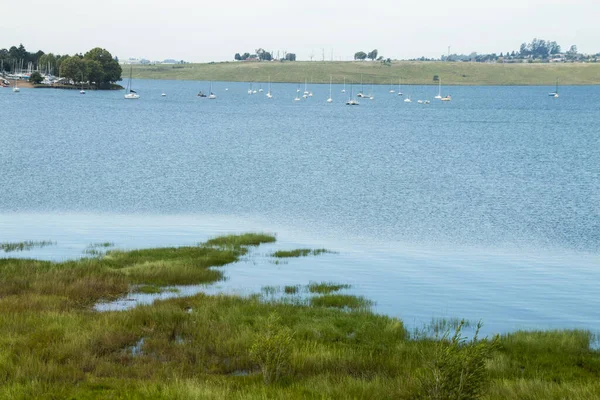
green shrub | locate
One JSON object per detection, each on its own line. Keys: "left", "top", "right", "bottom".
{"left": 249, "top": 313, "right": 294, "bottom": 384}
{"left": 417, "top": 320, "right": 499, "bottom": 400}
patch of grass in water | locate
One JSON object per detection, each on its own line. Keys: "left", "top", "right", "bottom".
{"left": 134, "top": 285, "right": 163, "bottom": 294}
{"left": 271, "top": 248, "right": 335, "bottom": 258}
{"left": 308, "top": 282, "right": 351, "bottom": 294}
{"left": 204, "top": 233, "right": 276, "bottom": 248}
{"left": 1, "top": 240, "right": 55, "bottom": 252}
{"left": 89, "top": 242, "right": 115, "bottom": 248}
{"left": 284, "top": 285, "right": 299, "bottom": 294}
{"left": 309, "top": 294, "right": 373, "bottom": 310}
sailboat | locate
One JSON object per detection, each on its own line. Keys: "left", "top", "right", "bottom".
{"left": 303, "top": 78, "right": 309, "bottom": 98}
{"left": 357, "top": 74, "right": 366, "bottom": 98}
{"left": 266, "top": 76, "right": 272, "bottom": 98}
{"left": 435, "top": 78, "right": 442, "bottom": 99}
{"left": 248, "top": 83, "right": 253, "bottom": 95}
{"left": 124, "top": 66, "right": 139, "bottom": 99}
{"left": 12, "top": 78, "right": 19, "bottom": 93}
{"left": 208, "top": 82, "right": 216, "bottom": 99}
{"left": 80, "top": 72, "right": 85, "bottom": 94}
{"left": 327, "top": 75, "right": 333, "bottom": 103}
{"left": 258, "top": 83, "right": 264, "bottom": 93}
{"left": 549, "top": 79, "right": 559, "bottom": 98}
{"left": 346, "top": 82, "right": 359, "bottom": 105}
{"left": 294, "top": 83, "right": 301, "bottom": 101}
{"left": 389, "top": 78, "right": 395, "bottom": 94}
{"left": 397, "top": 78, "right": 403, "bottom": 96}
{"left": 341, "top": 76, "right": 346, "bottom": 93}
{"left": 368, "top": 83, "right": 374, "bottom": 100}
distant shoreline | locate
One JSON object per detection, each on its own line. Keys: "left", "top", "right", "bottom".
{"left": 32, "top": 83, "right": 124, "bottom": 91}
{"left": 123, "top": 61, "right": 600, "bottom": 86}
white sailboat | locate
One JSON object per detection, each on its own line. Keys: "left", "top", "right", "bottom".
{"left": 357, "top": 74, "right": 366, "bottom": 98}
{"left": 389, "top": 78, "right": 395, "bottom": 93}
{"left": 161, "top": 93, "right": 166, "bottom": 97}
{"left": 368, "top": 83, "right": 374, "bottom": 100}
{"left": 549, "top": 79, "right": 559, "bottom": 98}
{"left": 208, "top": 82, "right": 216, "bottom": 99}
{"left": 258, "top": 83, "right": 264, "bottom": 93}
{"left": 12, "top": 78, "right": 19, "bottom": 93}
{"left": 435, "top": 78, "right": 442, "bottom": 99}
{"left": 341, "top": 76, "right": 346, "bottom": 93}
{"left": 266, "top": 76, "right": 272, "bottom": 98}
{"left": 124, "top": 66, "right": 139, "bottom": 99}
{"left": 80, "top": 72, "right": 85, "bottom": 94}
{"left": 248, "top": 83, "right": 253, "bottom": 95}
{"left": 397, "top": 78, "right": 403, "bottom": 96}
{"left": 346, "top": 82, "right": 359, "bottom": 105}
{"left": 294, "top": 83, "right": 301, "bottom": 101}
{"left": 327, "top": 75, "right": 333, "bottom": 103}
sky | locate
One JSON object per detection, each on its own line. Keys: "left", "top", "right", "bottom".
{"left": 2, "top": 0, "right": 599, "bottom": 62}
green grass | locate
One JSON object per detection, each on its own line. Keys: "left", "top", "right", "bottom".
{"left": 1, "top": 232, "right": 600, "bottom": 399}
{"left": 125, "top": 61, "right": 600, "bottom": 85}
{"left": 204, "top": 233, "right": 276, "bottom": 248}
{"left": 272, "top": 248, "right": 335, "bottom": 258}
{"left": 308, "top": 282, "right": 351, "bottom": 294}
{"left": 284, "top": 285, "right": 299, "bottom": 295}
{"left": 0, "top": 240, "right": 55, "bottom": 252}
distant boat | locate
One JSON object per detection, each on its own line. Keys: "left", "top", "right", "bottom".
{"left": 303, "top": 78, "right": 309, "bottom": 97}
{"left": 357, "top": 74, "right": 366, "bottom": 98}
{"left": 294, "top": 83, "right": 301, "bottom": 101}
{"left": 346, "top": 82, "right": 359, "bottom": 105}
{"left": 417, "top": 100, "right": 423, "bottom": 104}
{"left": 248, "top": 83, "right": 253, "bottom": 95}
{"left": 341, "top": 76, "right": 346, "bottom": 93}
{"left": 161, "top": 93, "right": 166, "bottom": 97}
{"left": 124, "top": 66, "right": 139, "bottom": 99}
{"left": 12, "top": 78, "right": 19, "bottom": 93}
{"left": 397, "top": 78, "right": 403, "bottom": 96}
{"left": 441, "top": 95, "right": 452, "bottom": 102}
{"left": 80, "top": 72, "right": 85, "bottom": 94}
{"left": 208, "top": 82, "right": 216, "bottom": 99}
{"left": 549, "top": 79, "right": 559, "bottom": 98}
{"left": 327, "top": 75, "right": 333, "bottom": 103}
{"left": 258, "top": 83, "right": 264, "bottom": 93}
{"left": 368, "top": 83, "right": 374, "bottom": 100}
{"left": 389, "top": 78, "right": 395, "bottom": 93}
{"left": 404, "top": 95, "right": 412, "bottom": 103}
{"left": 435, "top": 78, "right": 442, "bottom": 99}
{"left": 197, "top": 90, "right": 207, "bottom": 97}
{"left": 266, "top": 76, "right": 272, "bottom": 98}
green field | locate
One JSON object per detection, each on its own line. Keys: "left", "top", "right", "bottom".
{"left": 125, "top": 61, "right": 600, "bottom": 86}
{"left": 1, "top": 234, "right": 600, "bottom": 399}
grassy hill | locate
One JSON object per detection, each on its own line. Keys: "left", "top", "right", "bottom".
{"left": 125, "top": 61, "right": 600, "bottom": 85}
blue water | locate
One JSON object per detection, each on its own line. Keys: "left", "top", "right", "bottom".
{"left": 1, "top": 80, "right": 599, "bottom": 336}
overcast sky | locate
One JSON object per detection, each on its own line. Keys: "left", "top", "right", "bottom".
{"left": 3, "top": 0, "right": 598, "bottom": 62}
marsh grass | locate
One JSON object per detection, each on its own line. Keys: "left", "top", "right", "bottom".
{"left": 204, "top": 233, "right": 276, "bottom": 248}
{"left": 1, "top": 240, "right": 55, "bottom": 252}
{"left": 1, "top": 232, "right": 600, "bottom": 399}
{"left": 308, "top": 282, "right": 351, "bottom": 294}
{"left": 272, "top": 248, "right": 335, "bottom": 258}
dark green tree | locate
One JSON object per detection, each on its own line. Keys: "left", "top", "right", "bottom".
{"left": 354, "top": 51, "right": 367, "bottom": 60}
{"left": 85, "top": 59, "right": 104, "bottom": 87}
{"left": 368, "top": 49, "right": 378, "bottom": 60}
{"left": 83, "top": 47, "right": 122, "bottom": 85}
{"left": 234, "top": 53, "right": 242, "bottom": 61}
{"left": 29, "top": 71, "right": 43, "bottom": 84}
{"left": 60, "top": 56, "right": 85, "bottom": 83}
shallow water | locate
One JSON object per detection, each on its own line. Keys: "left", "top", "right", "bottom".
{"left": 1, "top": 80, "right": 599, "bottom": 336}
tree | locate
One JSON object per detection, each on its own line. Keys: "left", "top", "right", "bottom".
{"left": 367, "top": 49, "right": 378, "bottom": 61}
{"left": 234, "top": 53, "right": 242, "bottom": 61}
{"left": 433, "top": 75, "right": 439, "bottom": 82}
{"left": 354, "top": 51, "right": 367, "bottom": 60}
{"left": 60, "top": 56, "right": 85, "bottom": 83}
{"left": 85, "top": 59, "right": 104, "bottom": 87}
{"left": 285, "top": 53, "right": 296, "bottom": 61}
{"left": 566, "top": 45, "right": 578, "bottom": 60}
{"left": 29, "top": 71, "right": 43, "bottom": 84}
{"left": 241, "top": 52, "right": 250, "bottom": 60}
{"left": 83, "top": 47, "right": 122, "bottom": 85}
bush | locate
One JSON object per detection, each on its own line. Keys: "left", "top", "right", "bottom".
{"left": 29, "top": 71, "right": 43, "bottom": 84}
{"left": 417, "top": 320, "right": 499, "bottom": 400}
{"left": 249, "top": 313, "right": 294, "bottom": 384}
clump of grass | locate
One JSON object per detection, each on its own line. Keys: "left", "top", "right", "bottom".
{"left": 134, "top": 285, "right": 163, "bottom": 294}
{"left": 309, "top": 294, "right": 373, "bottom": 310}
{"left": 417, "top": 320, "right": 499, "bottom": 400}
{"left": 284, "top": 285, "right": 299, "bottom": 295}
{"left": 249, "top": 313, "right": 294, "bottom": 384}
{"left": 308, "top": 282, "right": 351, "bottom": 294}
{"left": 1, "top": 240, "right": 55, "bottom": 252}
{"left": 261, "top": 286, "right": 280, "bottom": 296}
{"left": 271, "top": 248, "right": 335, "bottom": 258}
{"left": 204, "top": 233, "right": 276, "bottom": 248}
{"left": 89, "top": 242, "right": 115, "bottom": 248}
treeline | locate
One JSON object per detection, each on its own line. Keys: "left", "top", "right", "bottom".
{"left": 434, "top": 38, "right": 596, "bottom": 63}
{"left": 1, "top": 44, "right": 122, "bottom": 88}
{"left": 234, "top": 48, "right": 296, "bottom": 61}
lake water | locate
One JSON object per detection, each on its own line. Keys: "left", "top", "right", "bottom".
{"left": 1, "top": 80, "right": 599, "bottom": 337}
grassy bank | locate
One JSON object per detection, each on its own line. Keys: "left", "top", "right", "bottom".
{"left": 126, "top": 61, "right": 600, "bottom": 86}
{"left": 1, "top": 233, "right": 599, "bottom": 399}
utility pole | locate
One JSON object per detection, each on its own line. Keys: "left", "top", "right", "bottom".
{"left": 448, "top": 46, "right": 451, "bottom": 61}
